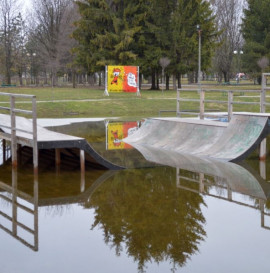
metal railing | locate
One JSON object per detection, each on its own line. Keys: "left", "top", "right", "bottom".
{"left": 0, "top": 92, "right": 38, "bottom": 170}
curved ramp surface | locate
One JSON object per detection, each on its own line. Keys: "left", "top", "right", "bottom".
{"left": 0, "top": 114, "right": 123, "bottom": 170}
{"left": 130, "top": 144, "right": 268, "bottom": 200}
{"left": 124, "top": 113, "right": 270, "bottom": 162}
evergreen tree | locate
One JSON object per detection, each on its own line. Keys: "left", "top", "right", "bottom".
{"left": 73, "top": 0, "right": 217, "bottom": 89}
{"left": 242, "top": 0, "right": 270, "bottom": 82}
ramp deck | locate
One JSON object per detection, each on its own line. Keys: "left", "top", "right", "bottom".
{"left": 0, "top": 114, "right": 123, "bottom": 170}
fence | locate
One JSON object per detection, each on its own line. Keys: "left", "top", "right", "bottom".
{"left": 0, "top": 92, "right": 38, "bottom": 171}
{"left": 177, "top": 73, "right": 270, "bottom": 120}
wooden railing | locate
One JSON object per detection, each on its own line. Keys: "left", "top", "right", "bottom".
{"left": 0, "top": 92, "right": 38, "bottom": 171}
{"left": 176, "top": 88, "right": 263, "bottom": 121}
{"left": 177, "top": 73, "right": 270, "bottom": 121}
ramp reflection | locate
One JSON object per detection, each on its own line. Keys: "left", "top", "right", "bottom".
{"left": 130, "top": 144, "right": 270, "bottom": 230}
{"left": 0, "top": 155, "right": 270, "bottom": 264}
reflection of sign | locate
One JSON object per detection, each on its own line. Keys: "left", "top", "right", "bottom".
{"left": 107, "top": 66, "right": 138, "bottom": 93}
{"left": 107, "top": 122, "right": 139, "bottom": 150}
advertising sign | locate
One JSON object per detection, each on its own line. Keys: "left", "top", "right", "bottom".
{"left": 105, "top": 66, "right": 140, "bottom": 95}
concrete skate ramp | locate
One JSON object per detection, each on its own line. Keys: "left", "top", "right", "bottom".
{"left": 0, "top": 114, "right": 123, "bottom": 170}
{"left": 124, "top": 113, "right": 270, "bottom": 162}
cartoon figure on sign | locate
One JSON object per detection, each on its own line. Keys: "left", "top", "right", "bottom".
{"left": 111, "top": 68, "right": 121, "bottom": 85}
{"left": 111, "top": 130, "right": 122, "bottom": 146}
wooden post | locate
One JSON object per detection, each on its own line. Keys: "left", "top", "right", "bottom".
{"left": 12, "top": 167, "right": 18, "bottom": 236}
{"left": 177, "top": 89, "right": 180, "bottom": 117}
{"left": 32, "top": 96, "right": 38, "bottom": 175}
{"left": 80, "top": 150, "right": 85, "bottom": 192}
{"left": 55, "top": 148, "right": 61, "bottom": 166}
{"left": 260, "top": 74, "right": 266, "bottom": 113}
{"left": 176, "top": 168, "right": 179, "bottom": 187}
{"left": 34, "top": 172, "right": 39, "bottom": 251}
{"left": 260, "top": 74, "right": 267, "bottom": 160}
{"left": 55, "top": 148, "right": 61, "bottom": 173}
{"left": 227, "top": 186, "right": 232, "bottom": 201}
{"left": 136, "top": 66, "right": 141, "bottom": 97}
{"left": 228, "top": 91, "right": 233, "bottom": 121}
{"left": 199, "top": 173, "right": 204, "bottom": 193}
{"left": 10, "top": 96, "right": 17, "bottom": 167}
{"left": 199, "top": 90, "right": 205, "bottom": 120}
{"left": 259, "top": 199, "right": 265, "bottom": 228}
{"left": 260, "top": 160, "right": 266, "bottom": 179}
{"left": 2, "top": 139, "right": 6, "bottom": 162}
{"left": 260, "top": 138, "right": 267, "bottom": 160}
{"left": 104, "top": 66, "right": 109, "bottom": 96}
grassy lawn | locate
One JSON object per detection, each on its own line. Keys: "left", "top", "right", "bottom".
{"left": 0, "top": 84, "right": 267, "bottom": 119}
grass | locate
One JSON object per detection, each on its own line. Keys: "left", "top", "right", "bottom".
{"left": 0, "top": 84, "right": 268, "bottom": 119}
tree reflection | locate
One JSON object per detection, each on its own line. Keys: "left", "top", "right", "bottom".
{"left": 89, "top": 167, "right": 206, "bottom": 272}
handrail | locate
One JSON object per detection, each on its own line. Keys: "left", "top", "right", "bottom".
{"left": 0, "top": 92, "right": 38, "bottom": 170}
{"left": 176, "top": 88, "right": 264, "bottom": 121}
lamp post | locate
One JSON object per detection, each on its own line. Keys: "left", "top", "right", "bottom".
{"left": 197, "top": 25, "right": 202, "bottom": 91}
{"left": 27, "top": 52, "right": 36, "bottom": 84}
{"left": 233, "top": 50, "right": 243, "bottom": 84}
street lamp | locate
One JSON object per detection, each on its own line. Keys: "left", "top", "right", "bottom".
{"left": 27, "top": 52, "right": 36, "bottom": 84}
{"left": 197, "top": 24, "right": 202, "bottom": 91}
{"left": 233, "top": 50, "right": 243, "bottom": 83}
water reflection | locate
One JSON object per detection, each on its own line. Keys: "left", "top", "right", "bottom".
{"left": 0, "top": 167, "right": 38, "bottom": 251}
{"left": 88, "top": 168, "right": 206, "bottom": 272}
{"left": 45, "top": 119, "right": 152, "bottom": 168}
{"left": 1, "top": 157, "right": 270, "bottom": 271}
{"left": 1, "top": 120, "right": 270, "bottom": 272}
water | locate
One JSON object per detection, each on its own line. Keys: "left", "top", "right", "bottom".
{"left": 1, "top": 119, "right": 270, "bottom": 273}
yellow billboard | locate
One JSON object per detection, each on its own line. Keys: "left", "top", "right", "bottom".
{"left": 106, "top": 65, "right": 139, "bottom": 93}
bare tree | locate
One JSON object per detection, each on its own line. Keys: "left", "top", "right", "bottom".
{"left": 159, "top": 57, "right": 171, "bottom": 92}
{"left": 210, "top": 0, "right": 245, "bottom": 82}
{"left": 0, "top": 0, "right": 22, "bottom": 84}
{"left": 257, "top": 57, "right": 269, "bottom": 72}
{"left": 30, "top": 0, "right": 76, "bottom": 86}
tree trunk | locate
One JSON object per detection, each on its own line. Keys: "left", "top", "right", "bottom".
{"left": 139, "top": 73, "right": 143, "bottom": 90}
{"left": 173, "top": 74, "right": 177, "bottom": 90}
{"left": 166, "top": 74, "right": 170, "bottom": 90}
{"left": 177, "top": 73, "right": 181, "bottom": 88}
{"left": 19, "top": 72, "right": 23, "bottom": 86}
{"left": 156, "top": 69, "right": 159, "bottom": 90}
{"left": 151, "top": 69, "right": 156, "bottom": 90}
{"left": 72, "top": 70, "right": 76, "bottom": 88}
{"left": 98, "top": 72, "right": 102, "bottom": 86}
{"left": 223, "top": 71, "right": 229, "bottom": 82}
{"left": 188, "top": 72, "right": 194, "bottom": 84}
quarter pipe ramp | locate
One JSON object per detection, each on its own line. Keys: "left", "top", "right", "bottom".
{"left": 124, "top": 113, "right": 270, "bottom": 162}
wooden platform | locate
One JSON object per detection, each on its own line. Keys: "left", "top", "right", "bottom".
{"left": 0, "top": 114, "right": 123, "bottom": 170}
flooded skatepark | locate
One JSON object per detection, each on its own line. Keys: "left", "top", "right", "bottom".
{"left": 1, "top": 119, "right": 270, "bottom": 273}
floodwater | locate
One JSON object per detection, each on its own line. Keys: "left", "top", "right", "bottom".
{"left": 1, "top": 119, "right": 270, "bottom": 273}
